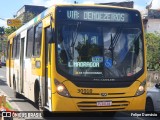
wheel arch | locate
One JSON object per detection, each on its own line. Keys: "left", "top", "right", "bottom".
{"left": 146, "top": 96, "right": 155, "bottom": 111}
{"left": 13, "top": 74, "right": 16, "bottom": 89}
{"left": 34, "top": 79, "right": 40, "bottom": 99}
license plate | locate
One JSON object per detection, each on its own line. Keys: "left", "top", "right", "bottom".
{"left": 97, "top": 101, "right": 112, "bottom": 106}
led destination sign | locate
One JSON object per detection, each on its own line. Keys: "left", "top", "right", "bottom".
{"left": 67, "top": 10, "right": 129, "bottom": 22}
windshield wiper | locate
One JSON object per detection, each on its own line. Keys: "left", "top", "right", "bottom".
{"left": 108, "top": 34, "right": 114, "bottom": 65}
{"left": 108, "top": 28, "right": 122, "bottom": 64}
{"left": 69, "top": 22, "right": 80, "bottom": 60}
{"left": 70, "top": 22, "right": 80, "bottom": 47}
{"left": 109, "top": 28, "right": 122, "bottom": 51}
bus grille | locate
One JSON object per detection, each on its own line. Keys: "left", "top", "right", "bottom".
{"left": 77, "top": 100, "right": 129, "bottom": 111}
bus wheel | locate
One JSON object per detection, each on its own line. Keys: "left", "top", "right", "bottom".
{"left": 35, "top": 87, "right": 43, "bottom": 108}
{"left": 145, "top": 97, "right": 154, "bottom": 112}
{"left": 38, "top": 91, "right": 42, "bottom": 110}
{"left": 35, "top": 90, "right": 46, "bottom": 117}
{"left": 13, "top": 81, "right": 21, "bottom": 98}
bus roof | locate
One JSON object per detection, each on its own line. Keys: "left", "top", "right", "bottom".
{"left": 8, "top": 4, "right": 139, "bottom": 39}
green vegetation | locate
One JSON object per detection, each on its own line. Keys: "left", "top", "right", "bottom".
{"left": 146, "top": 32, "right": 160, "bottom": 71}
{"left": 4, "top": 12, "right": 35, "bottom": 36}
{"left": 23, "top": 12, "right": 35, "bottom": 24}
{"left": 0, "top": 12, "right": 35, "bottom": 57}
{"left": 5, "top": 26, "right": 17, "bottom": 36}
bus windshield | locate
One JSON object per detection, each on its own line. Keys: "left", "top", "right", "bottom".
{"left": 57, "top": 22, "right": 143, "bottom": 79}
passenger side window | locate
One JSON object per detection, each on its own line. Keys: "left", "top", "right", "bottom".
{"left": 45, "top": 26, "right": 52, "bottom": 63}
{"left": 6, "top": 41, "right": 10, "bottom": 59}
{"left": 26, "top": 27, "right": 34, "bottom": 58}
{"left": 16, "top": 35, "right": 20, "bottom": 58}
{"left": 12, "top": 37, "right": 17, "bottom": 59}
{"left": 33, "top": 22, "right": 42, "bottom": 57}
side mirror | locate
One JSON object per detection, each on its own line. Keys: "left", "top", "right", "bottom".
{"left": 155, "top": 83, "right": 160, "bottom": 89}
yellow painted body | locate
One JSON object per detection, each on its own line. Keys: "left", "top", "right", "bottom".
{"left": 6, "top": 4, "right": 147, "bottom": 112}
{"left": 51, "top": 93, "right": 146, "bottom": 111}
{"left": 50, "top": 43, "right": 147, "bottom": 111}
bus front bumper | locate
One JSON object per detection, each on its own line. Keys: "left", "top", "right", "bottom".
{"left": 51, "top": 93, "right": 146, "bottom": 112}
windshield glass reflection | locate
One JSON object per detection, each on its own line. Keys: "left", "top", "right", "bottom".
{"left": 57, "top": 23, "right": 143, "bottom": 78}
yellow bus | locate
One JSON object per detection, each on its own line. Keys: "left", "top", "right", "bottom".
{"left": 6, "top": 4, "right": 147, "bottom": 113}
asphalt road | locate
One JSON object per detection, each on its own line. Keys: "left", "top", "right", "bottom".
{"left": 0, "top": 66, "right": 159, "bottom": 120}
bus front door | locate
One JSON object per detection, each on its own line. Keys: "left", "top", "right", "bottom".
{"left": 44, "top": 25, "right": 52, "bottom": 108}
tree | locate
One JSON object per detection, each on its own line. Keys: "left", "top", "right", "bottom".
{"left": 4, "top": 12, "right": 35, "bottom": 36}
{"left": 23, "top": 12, "right": 35, "bottom": 24}
{"left": 0, "top": 27, "right": 6, "bottom": 55}
{"left": 146, "top": 32, "right": 160, "bottom": 71}
{"left": 5, "top": 27, "right": 17, "bottom": 36}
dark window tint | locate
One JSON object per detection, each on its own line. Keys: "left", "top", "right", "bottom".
{"left": 6, "top": 41, "right": 10, "bottom": 59}
{"left": 16, "top": 35, "right": 20, "bottom": 58}
{"left": 45, "top": 26, "right": 52, "bottom": 43}
{"left": 45, "top": 26, "right": 52, "bottom": 63}
{"left": 33, "top": 22, "right": 42, "bottom": 56}
{"left": 12, "top": 37, "right": 16, "bottom": 59}
{"left": 26, "top": 27, "right": 34, "bottom": 58}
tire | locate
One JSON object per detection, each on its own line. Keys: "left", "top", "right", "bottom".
{"left": 145, "top": 97, "right": 154, "bottom": 112}
{"left": 35, "top": 87, "right": 46, "bottom": 117}
{"left": 38, "top": 91, "right": 42, "bottom": 110}
{"left": 34, "top": 84, "right": 41, "bottom": 108}
{"left": 13, "top": 81, "right": 21, "bottom": 98}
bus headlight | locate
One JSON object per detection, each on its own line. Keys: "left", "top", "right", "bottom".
{"left": 57, "top": 85, "right": 65, "bottom": 92}
{"left": 135, "top": 80, "right": 146, "bottom": 96}
{"left": 54, "top": 79, "right": 71, "bottom": 97}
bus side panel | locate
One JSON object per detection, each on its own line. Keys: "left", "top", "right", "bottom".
{"left": 24, "top": 59, "right": 34, "bottom": 100}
